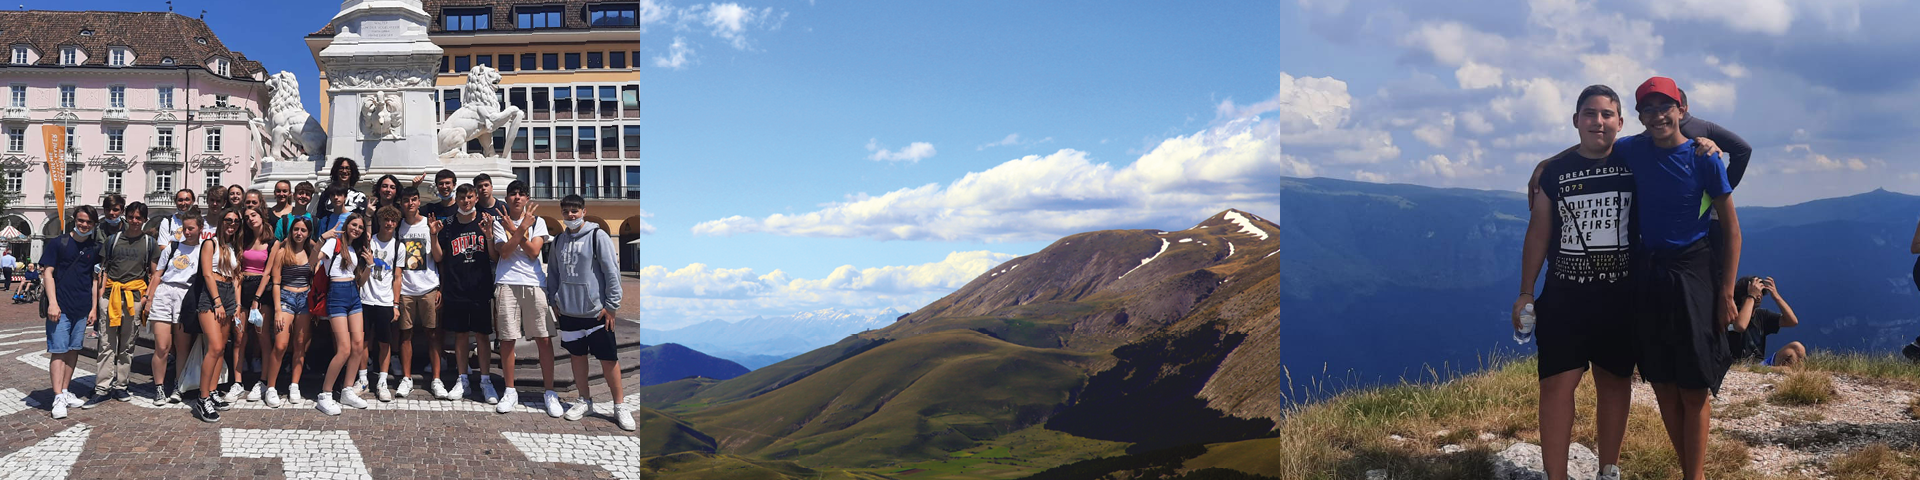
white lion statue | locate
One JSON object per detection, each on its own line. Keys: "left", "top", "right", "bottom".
{"left": 436, "top": 65, "right": 523, "bottom": 158}
{"left": 250, "top": 71, "right": 328, "bottom": 161}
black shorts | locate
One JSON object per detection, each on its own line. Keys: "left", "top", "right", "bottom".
{"left": 442, "top": 296, "right": 494, "bottom": 335}
{"left": 1535, "top": 286, "right": 1636, "bottom": 380}
{"left": 558, "top": 315, "right": 617, "bottom": 362}
{"left": 364, "top": 305, "right": 394, "bottom": 345}
{"left": 1635, "top": 240, "right": 1732, "bottom": 394}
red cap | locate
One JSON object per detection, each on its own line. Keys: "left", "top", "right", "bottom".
{"left": 1635, "top": 77, "right": 1682, "bottom": 109}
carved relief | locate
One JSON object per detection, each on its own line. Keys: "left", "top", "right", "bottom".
{"left": 329, "top": 66, "right": 434, "bottom": 89}
{"left": 359, "top": 91, "right": 404, "bottom": 140}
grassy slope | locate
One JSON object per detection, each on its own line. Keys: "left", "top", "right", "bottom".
{"left": 643, "top": 407, "right": 720, "bottom": 456}
{"left": 1182, "top": 438, "right": 1279, "bottom": 477}
{"left": 646, "top": 377, "right": 722, "bottom": 409}
{"left": 683, "top": 330, "right": 1103, "bottom": 468}
{"left": 680, "top": 335, "right": 884, "bottom": 409}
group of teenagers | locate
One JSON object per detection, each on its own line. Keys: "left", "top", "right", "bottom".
{"left": 1514, "top": 76, "right": 1807, "bottom": 480}
{"left": 34, "top": 157, "right": 634, "bottom": 431}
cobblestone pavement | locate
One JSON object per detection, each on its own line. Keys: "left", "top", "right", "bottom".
{"left": 0, "top": 290, "right": 640, "bottom": 480}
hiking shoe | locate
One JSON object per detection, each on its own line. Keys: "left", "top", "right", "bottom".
{"left": 543, "top": 390, "right": 564, "bottom": 418}
{"left": 246, "top": 382, "right": 263, "bottom": 402}
{"left": 564, "top": 398, "right": 592, "bottom": 421}
{"left": 49, "top": 393, "right": 69, "bottom": 419}
{"left": 430, "top": 378, "right": 449, "bottom": 400}
{"left": 482, "top": 378, "right": 499, "bottom": 405}
{"left": 264, "top": 387, "right": 283, "bottom": 408}
{"left": 1598, "top": 464, "right": 1622, "bottom": 480}
{"left": 495, "top": 387, "right": 516, "bottom": 414}
{"left": 340, "top": 388, "right": 370, "bottom": 409}
{"left": 196, "top": 397, "right": 221, "bottom": 422}
{"left": 615, "top": 402, "right": 636, "bottom": 431}
{"left": 395, "top": 377, "right": 414, "bottom": 398}
{"left": 287, "top": 384, "right": 304, "bottom": 405}
{"left": 315, "top": 393, "right": 341, "bottom": 416}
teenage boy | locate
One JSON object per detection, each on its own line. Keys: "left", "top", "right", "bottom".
{"left": 422, "top": 169, "right": 459, "bottom": 225}
{"left": 41, "top": 206, "right": 102, "bottom": 419}
{"left": 491, "top": 180, "right": 561, "bottom": 415}
{"left": 394, "top": 188, "right": 439, "bottom": 399}
{"left": 1620, "top": 76, "right": 1742, "bottom": 480}
{"left": 435, "top": 184, "right": 497, "bottom": 403}
{"left": 548, "top": 195, "right": 633, "bottom": 430}
{"left": 473, "top": 173, "right": 508, "bottom": 220}
{"left": 85, "top": 202, "right": 159, "bottom": 408}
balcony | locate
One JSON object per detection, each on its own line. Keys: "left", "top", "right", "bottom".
{"left": 194, "top": 106, "right": 250, "bottom": 122}
{"left": 1, "top": 107, "right": 24, "bottom": 122}
{"left": 101, "top": 107, "right": 129, "bottom": 122}
{"left": 147, "top": 146, "right": 180, "bottom": 166}
{"left": 530, "top": 185, "right": 639, "bottom": 200}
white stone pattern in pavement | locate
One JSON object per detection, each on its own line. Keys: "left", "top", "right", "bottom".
{"left": 0, "top": 424, "right": 90, "bottom": 480}
{"left": 502, "top": 432, "right": 640, "bottom": 480}
{"left": 220, "top": 429, "right": 372, "bottom": 480}
{"left": 0, "top": 388, "right": 33, "bottom": 417}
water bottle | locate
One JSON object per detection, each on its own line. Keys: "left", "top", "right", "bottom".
{"left": 1514, "top": 303, "right": 1536, "bottom": 344}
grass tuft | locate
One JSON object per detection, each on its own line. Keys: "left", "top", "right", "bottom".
{"left": 1768, "top": 371, "right": 1837, "bottom": 406}
{"left": 1829, "top": 443, "right": 1920, "bottom": 480}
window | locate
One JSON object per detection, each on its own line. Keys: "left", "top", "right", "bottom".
{"left": 59, "top": 85, "right": 74, "bottom": 108}
{"left": 576, "top": 86, "right": 595, "bottom": 116}
{"left": 565, "top": 52, "right": 581, "bottom": 70}
{"left": 444, "top": 7, "right": 490, "bottom": 31}
{"left": 64, "top": 167, "right": 76, "bottom": 197}
{"left": 4, "top": 128, "right": 21, "bottom": 152}
{"left": 154, "top": 170, "right": 173, "bottom": 194}
{"left": 508, "top": 87, "right": 527, "bottom": 112}
{"left": 65, "top": 126, "right": 74, "bottom": 152}
{"left": 599, "top": 85, "right": 618, "bottom": 114}
{"left": 214, "top": 58, "right": 230, "bottom": 76}
{"left": 518, "top": 5, "right": 564, "bottom": 29}
{"left": 206, "top": 127, "right": 222, "bottom": 152}
{"left": 553, "top": 87, "right": 572, "bottom": 114}
{"left": 533, "top": 127, "right": 550, "bottom": 154}
{"left": 156, "top": 127, "right": 174, "bottom": 150}
{"left": 610, "top": 51, "right": 626, "bottom": 69}
{"left": 4, "top": 172, "right": 20, "bottom": 194}
{"left": 512, "top": 127, "right": 529, "bottom": 153}
{"left": 626, "top": 166, "right": 639, "bottom": 198}
{"left": 499, "top": 53, "right": 514, "bottom": 72}
{"left": 534, "top": 167, "right": 551, "bottom": 198}
{"left": 589, "top": 3, "right": 639, "bottom": 26}
{"left": 556, "top": 127, "right": 573, "bottom": 153}
{"left": 214, "top": 94, "right": 229, "bottom": 108}
{"left": 440, "top": 56, "right": 449, "bottom": 73}
{"left": 59, "top": 47, "right": 77, "bottom": 65}
{"left": 442, "top": 88, "right": 461, "bottom": 115}
{"left": 454, "top": 55, "right": 471, "bottom": 73}
{"left": 621, "top": 85, "right": 638, "bottom": 110}
{"left": 586, "top": 51, "right": 603, "bottom": 69}
{"left": 9, "top": 46, "right": 24, "bottom": 65}
{"left": 520, "top": 53, "right": 536, "bottom": 70}
{"left": 7, "top": 85, "right": 22, "bottom": 108}
{"left": 604, "top": 166, "right": 621, "bottom": 198}
{"left": 157, "top": 86, "right": 174, "bottom": 109}
{"left": 475, "top": 55, "right": 492, "bottom": 68}
{"left": 109, "top": 47, "right": 128, "bottom": 66}
{"left": 109, "top": 86, "right": 125, "bottom": 108}
{"left": 557, "top": 166, "right": 574, "bottom": 196}
{"left": 601, "top": 125, "right": 619, "bottom": 153}
{"left": 106, "top": 171, "right": 122, "bottom": 194}
{"left": 107, "top": 128, "right": 123, "bottom": 153}
{"left": 624, "top": 125, "right": 639, "bottom": 155}
{"left": 160, "top": 57, "right": 174, "bottom": 65}
{"left": 542, "top": 53, "right": 558, "bottom": 70}
{"left": 205, "top": 173, "right": 222, "bottom": 198}
{"left": 581, "top": 167, "right": 598, "bottom": 198}
{"left": 577, "top": 124, "right": 596, "bottom": 152}
{"left": 530, "top": 87, "right": 549, "bottom": 113}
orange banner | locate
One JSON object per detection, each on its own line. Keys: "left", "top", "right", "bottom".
{"left": 41, "top": 125, "right": 65, "bottom": 234}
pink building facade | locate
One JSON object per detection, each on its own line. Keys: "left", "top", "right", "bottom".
{"left": 0, "top": 10, "right": 267, "bottom": 259}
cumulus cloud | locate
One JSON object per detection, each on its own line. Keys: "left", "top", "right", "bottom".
{"left": 975, "top": 133, "right": 1055, "bottom": 151}
{"left": 866, "top": 139, "right": 938, "bottom": 163}
{"left": 641, "top": 251, "right": 1018, "bottom": 323}
{"left": 1773, "top": 144, "right": 1882, "bottom": 174}
{"left": 1685, "top": 81, "right": 1737, "bottom": 113}
{"left": 654, "top": 36, "right": 695, "bottom": 70}
{"left": 644, "top": 1, "right": 786, "bottom": 70}
{"left": 1455, "top": 62, "right": 1504, "bottom": 89}
{"left": 640, "top": 209, "right": 656, "bottom": 235}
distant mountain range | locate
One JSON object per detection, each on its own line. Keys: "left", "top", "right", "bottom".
{"left": 1282, "top": 176, "right": 1920, "bottom": 401}
{"left": 637, "top": 344, "right": 750, "bottom": 386}
{"left": 641, "top": 308, "right": 900, "bottom": 367}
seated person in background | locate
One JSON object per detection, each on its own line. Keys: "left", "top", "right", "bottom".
{"left": 1730, "top": 276, "right": 1803, "bottom": 368}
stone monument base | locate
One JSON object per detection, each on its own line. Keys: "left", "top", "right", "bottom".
{"left": 251, "top": 155, "right": 516, "bottom": 203}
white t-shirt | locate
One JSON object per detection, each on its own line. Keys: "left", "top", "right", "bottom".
{"left": 492, "top": 215, "right": 548, "bottom": 287}
{"left": 396, "top": 216, "right": 440, "bottom": 296}
{"left": 155, "top": 242, "right": 201, "bottom": 285}
{"left": 156, "top": 214, "right": 215, "bottom": 244}
{"left": 361, "top": 235, "right": 400, "bottom": 307}
{"left": 320, "top": 238, "right": 357, "bottom": 281}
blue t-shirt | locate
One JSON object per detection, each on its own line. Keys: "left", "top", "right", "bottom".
{"left": 37, "top": 233, "right": 99, "bottom": 318}
{"left": 1616, "top": 135, "right": 1731, "bottom": 251}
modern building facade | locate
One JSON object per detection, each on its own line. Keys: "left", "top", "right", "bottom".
{"left": 308, "top": 0, "right": 640, "bottom": 270}
{"left": 0, "top": 10, "right": 267, "bottom": 259}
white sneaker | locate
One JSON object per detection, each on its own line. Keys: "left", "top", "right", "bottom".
{"left": 451, "top": 375, "right": 469, "bottom": 401}
{"left": 543, "top": 390, "right": 564, "bottom": 418}
{"left": 1598, "top": 465, "right": 1623, "bottom": 480}
{"left": 50, "top": 393, "right": 69, "bottom": 419}
{"left": 224, "top": 383, "right": 246, "bottom": 403}
{"left": 246, "top": 382, "right": 263, "bottom": 402}
{"left": 287, "top": 384, "right": 304, "bottom": 405}
{"left": 395, "top": 377, "right": 414, "bottom": 398}
{"left": 166, "top": 389, "right": 182, "bottom": 405}
{"left": 430, "top": 378, "right": 449, "bottom": 400}
{"left": 264, "top": 387, "right": 283, "bottom": 408}
{"left": 315, "top": 393, "right": 341, "bottom": 416}
{"left": 564, "top": 398, "right": 592, "bottom": 421}
{"left": 615, "top": 402, "right": 636, "bottom": 431}
{"left": 63, "top": 392, "right": 86, "bottom": 408}
{"left": 376, "top": 375, "right": 393, "bottom": 402}
{"left": 495, "top": 387, "right": 516, "bottom": 414}
{"left": 482, "top": 377, "right": 499, "bottom": 405}
{"left": 339, "top": 388, "right": 370, "bottom": 409}
{"left": 356, "top": 370, "right": 368, "bottom": 391}
{"left": 152, "top": 386, "right": 169, "bottom": 407}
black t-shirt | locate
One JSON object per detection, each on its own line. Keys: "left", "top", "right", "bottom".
{"left": 1729, "top": 308, "right": 1783, "bottom": 361}
{"left": 436, "top": 215, "right": 493, "bottom": 302}
{"left": 1538, "top": 147, "right": 1638, "bottom": 296}
{"left": 421, "top": 202, "right": 457, "bottom": 226}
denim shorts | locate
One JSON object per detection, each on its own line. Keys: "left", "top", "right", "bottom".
{"left": 326, "top": 280, "right": 362, "bottom": 318}
{"left": 280, "top": 288, "right": 309, "bottom": 314}
{"left": 45, "top": 313, "right": 85, "bottom": 354}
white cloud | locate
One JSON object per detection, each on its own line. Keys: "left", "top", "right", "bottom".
{"left": 1278, "top": 73, "right": 1401, "bottom": 169}
{"left": 1704, "top": 55, "right": 1750, "bottom": 79}
{"left": 653, "top": 36, "right": 695, "bottom": 70}
{"left": 1352, "top": 169, "right": 1388, "bottom": 183}
{"left": 1578, "top": 54, "right": 1656, "bottom": 96}
{"left": 1455, "top": 62, "right": 1504, "bottom": 89}
{"left": 687, "top": 2, "right": 781, "bottom": 50}
{"left": 1490, "top": 77, "right": 1569, "bottom": 127}
{"left": 1412, "top": 113, "right": 1455, "bottom": 148}
{"left": 1400, "top": 21, "right": 1510, "bottom": 66}
{"left": 1641, "top": 0, "right": 1796, "bottom": 35}
{"left": 640, "top": 0, "right": 674, "bottom": 31}
{"left": 1458, "top": 111, "right": 1495, "bottom": 135}
{"left": 1686, "top": 81, "right": 1737, "bottom": 113}
{"left": 1774, "top": 144, "right": 1881, "bottom": 174}
{"left": 975, "top": 133, "right": 1055, "bottom": 151}
{"left": 641, "top": 251, "right": 1018, "bottom": 324}
{"left": 866, "top": 139, "right": 938, "bottom": 163}
{"left": 640, "top": 209, "right": 656, "bottom": 235}
{"left": 694, "top": 100, "right": 1279, "bottom": 242}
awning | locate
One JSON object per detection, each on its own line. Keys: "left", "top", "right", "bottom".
{"left": 0, "top": 226, "right": 21, "bottom": 240}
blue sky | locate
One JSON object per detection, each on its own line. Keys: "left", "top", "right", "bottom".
{"left": 1282, "top": 0, "right": 1920, "bottom": 207}
{"left": 641, "top": 1, "right": 1280, "bottom": 329}
{"left": 55, "top": 1, "right": 343, "bottom": 111}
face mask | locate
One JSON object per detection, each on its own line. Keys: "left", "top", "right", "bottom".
{"left": 458, "top": 207, "right": 477, "bottom": 216}
{"left": 564, "top": 218, "right": 585, "bottom": 231}
{"left": 103, "top": 217, "right": 122, "bottom": 225}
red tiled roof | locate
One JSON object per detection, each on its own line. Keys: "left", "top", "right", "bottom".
{"left": 310, "top": 0, "right": 637, "bottom": 37}
{"left": 0, "top": 10, "right": 266, "bottom": 78}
